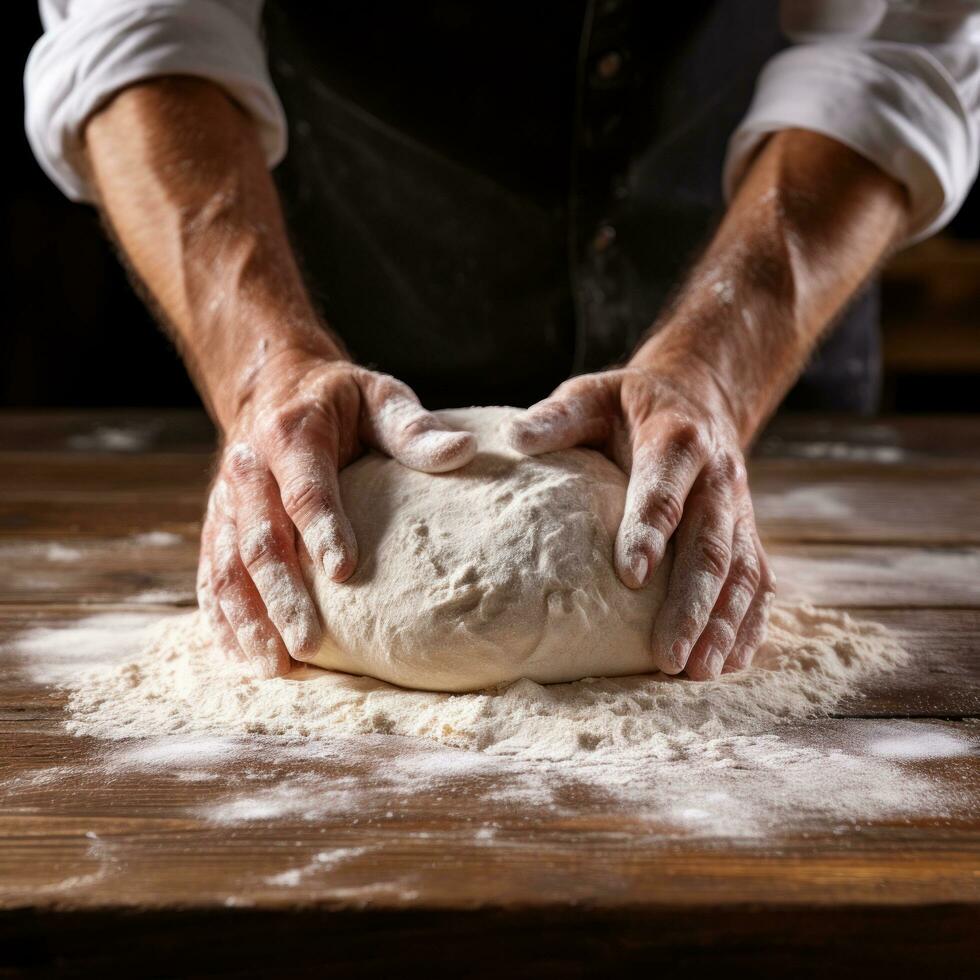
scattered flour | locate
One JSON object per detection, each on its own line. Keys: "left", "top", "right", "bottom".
{"left": 264, "top": 847, "right": 371, "bottom": 886}
{"left": 67, "top": 422, "right": 162, "bottom": 453}
{"left": 9, "top": 604, "right": 974, "bottom": 842}
{"left": 44, "top": 543, "right": 84, "bottom": 563}
{"left": 14, "top": 611, "right": 164, "bottom": 686}
{"left": 864, "top": 724, "right": 976, "bottom": 761}
{"left": 759, "top": 439, "right": 905, "bottom": 463}
{"left": 53, "top": 605, "right": 906, "bottom": 760}
{"left": 129, "top": 531, "right": 183, "bottom": 548}
{"left": 753, "top": 486, "right": 854, "bottom": 521}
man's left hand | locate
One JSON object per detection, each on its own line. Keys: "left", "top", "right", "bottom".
{"left": 506, "top": 363, "right": 775, "bottom": 680}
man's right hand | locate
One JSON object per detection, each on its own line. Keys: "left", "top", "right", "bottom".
{"left": 197, "top": 351, "right": 476, "bottom": 679}
{"left": 81, "top": 80, "right": 475, "bottom": 680}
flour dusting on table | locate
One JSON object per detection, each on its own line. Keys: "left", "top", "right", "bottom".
{"left": 11, "top": 603, "right": 973, "bottom": 841}
{"left": 57, "top": 603, "right": 905, "bottom": 759}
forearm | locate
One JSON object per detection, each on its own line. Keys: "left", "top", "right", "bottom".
{"left": 632, "top": 129, "right": 909, "bottom": 443}
{"left": 84, "top": 77, "right": 340, "bottom": 431}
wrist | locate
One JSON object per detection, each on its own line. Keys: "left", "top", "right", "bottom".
{"left": 631, "top": 247, "right": 809, "bottom": 444}
{"left": 196, "top": 315, "right": 346, "bottom": 433}
{"left": 629, "top": 328, "right": 743, "bottom": 432}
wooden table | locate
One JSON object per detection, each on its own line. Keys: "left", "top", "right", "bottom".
{"left": 0, "top": 411, "right": 977, "bottom": 977}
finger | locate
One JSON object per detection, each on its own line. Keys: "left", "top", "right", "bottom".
{"left": 360, "top": 374, "right": 476, "bottom": 473}
{"left": 650, "top": 464, "right": 736, "bottom": 674}
{"left": 505, "top": 377, "right": 610, "bottom": 456}
{"left": 225, "top": 443, "right": 323, "bottom": 660}
{"left": 211, "top": 519, "right": 292, "bottom": 678}
{"left": 725, "top": 537, "right": 777, "bottom": 671}
{"left": 614, "top": 423, "right": 705, "bottom": 589}
{"left": 196, "top": 545, "right": 245, "bottom": 666}
{"left": 258, "top": 419, "right": 358, "bottom": 583}
{"left": 684, "top": 516, "right": 759, "bottom": 680}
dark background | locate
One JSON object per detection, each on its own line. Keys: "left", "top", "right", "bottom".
{"left": 6, "top": 9, "right": 979, "bottom": 414}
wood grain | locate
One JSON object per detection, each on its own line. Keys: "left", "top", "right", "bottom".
{"left": 0, "top": 535, "right": 977, "bottom": 608}
{"left": 0, "top": 411, "right": 977, "bottom": 975}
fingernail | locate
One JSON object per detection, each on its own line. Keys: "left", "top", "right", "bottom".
{"left": 670, "top": 640, "right": 691, "bottom": 673}
{"left": 246, "top": 657, "right": 280, "bottom": 680}
{"left": 704, "top": 647, "right": 725, "bottom": 679}
{"left": 281, "top": 620, "right": 322, "bottom": 659}
{"left": 629, "top": 553, "right": 649, "bottom": 588}
{"left": 505, "top": 420, "right": 533, "bottom": 452}
{"left": 415, "top": 430, "right": 476, "bottom": 471}
{"left": 655, "top": 640, "right": 689, "bottom": 674}
{"left": 322, "top": 549, "right": 354, "bottom": 583}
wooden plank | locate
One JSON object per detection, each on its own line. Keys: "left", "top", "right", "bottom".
{"left": 0, "top": 409, "right": 215, "bottom": 454}
{"left": 0, "top": 499, "right": 202, "bottom": 538}
{"left": 1, "top": 459, "right": 978, "bottom": 545}
{"left": 0, "top": 411, "right": 976, "bottom": 971}
{"left": 0, "top": 535, "right": 198, "bottom": 607}
{"left": 837, "top": 609, "right": 980, "bottom": 717}
{"left": 0, "top": 715, "right": 976, "bottom": 912}
{"left": 3, "top": 410, "right": 977, "bottom": 463}
{"left": 0, "top": 538, "right": 976, "bottom": 609}
{"left": 750, "top": 461, "right": 980, "bottom": 544}
{"left": 770, "top": 544, "right": 980, "bottom": 608}
{"left": 757, "top": 414, "right": 980, "bottom": 462}
{"left": 0, "top": 452, "right": 212, "bottom": 493}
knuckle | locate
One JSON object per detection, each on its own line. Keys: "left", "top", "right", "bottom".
{"left": 238, "top": 521, "right": 284, "bottom": 570}
{"left": 280, "top": 478, "right": 329, "bottom": 522}
{"left": 668, "top": 421, "right": 706, "bottom": 460}
{"left": 207, "top": 479, "right": 232, "bottom": 517}
{"left": 674, "top": 613, "right": 701, "bottom": 642}
{"left": 707, "top": 617, "right": 738, "bottom": 650}
{"left": 710, "top": 451, "right": 746, "bottom": 487}
{"left": 258, "top": 404, "right": 311, "bottom": 448}
{"left": 210, "top": 566, "right": 234, "bottom": 598}
{"left": 638, "top": 492, "right": 684, "bottom": 534}
{"left": 223, "top": 441, "right": 261, "bottom": 481}
{"left": 209, "top": 542, "right": 240, "bottom": 597}
{"left": 696, "top": 533, "right": 731, "bottom": 578}
{"left": 378, "top": 374, "right": 413, "bottom": 402}
{"left": 759, "top": 563, "right": 778, "bottom": 597}
{"left": 397, "top": 412, "right": 435, "bottom": 441}
{"left": 554, "top": 374, "right": 592, "bottom": 399}
{"left": 729, "top": 553, "right": 761, "bottom": 593}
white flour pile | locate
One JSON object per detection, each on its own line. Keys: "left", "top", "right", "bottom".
{"left": 61, "top": 602, "right": 905, "bottom": 761}
{"left": 11, "top": 602, "right": 977, "bottom": 842}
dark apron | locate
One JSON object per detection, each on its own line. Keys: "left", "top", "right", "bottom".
{"left": 264, "top": 0, "right": 880, "bottom": 412}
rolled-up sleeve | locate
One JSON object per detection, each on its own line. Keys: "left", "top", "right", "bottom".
{"left": 25, "top": 0, "right": 286, "bottom": 202}
{"left": 725, "top": 1, "right": 980, "bottom": 244}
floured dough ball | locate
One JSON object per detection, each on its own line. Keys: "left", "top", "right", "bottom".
{"left": 306, "top": 406, "right": 670, "bottom": 692}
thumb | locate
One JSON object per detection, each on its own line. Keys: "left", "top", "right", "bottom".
{"left": 505, "top": 382, "right": 608, "bottom": 456}
{"left": 362, "top": 376, "right": 477, "bottom": 473}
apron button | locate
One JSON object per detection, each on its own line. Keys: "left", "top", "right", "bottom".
{"left": 593, "top": 224, "right": 617, "bottom": 253}
{"left": 594, "top": 51, "right": 623, "bottom": 81}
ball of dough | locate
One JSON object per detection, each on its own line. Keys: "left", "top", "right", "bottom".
{"left": 306, "top": 407, "right": 670, "bottom": 692}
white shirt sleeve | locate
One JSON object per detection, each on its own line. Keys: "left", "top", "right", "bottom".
{"left": 725, "top": 0, "right": 980, "bottom": 243}
{"left": 24, "top": 0, "right": 286, "bottom": 202}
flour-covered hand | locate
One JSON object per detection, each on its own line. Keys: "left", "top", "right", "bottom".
{"left": 198, "top": 351, "right": 477, "bottom": 678}
{"left": 506, "top": 366, "right": 775, "bottom": 680}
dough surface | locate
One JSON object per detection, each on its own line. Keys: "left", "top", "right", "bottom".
{"left": 306, "top": 406, "right": 670, "bottom": 692}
